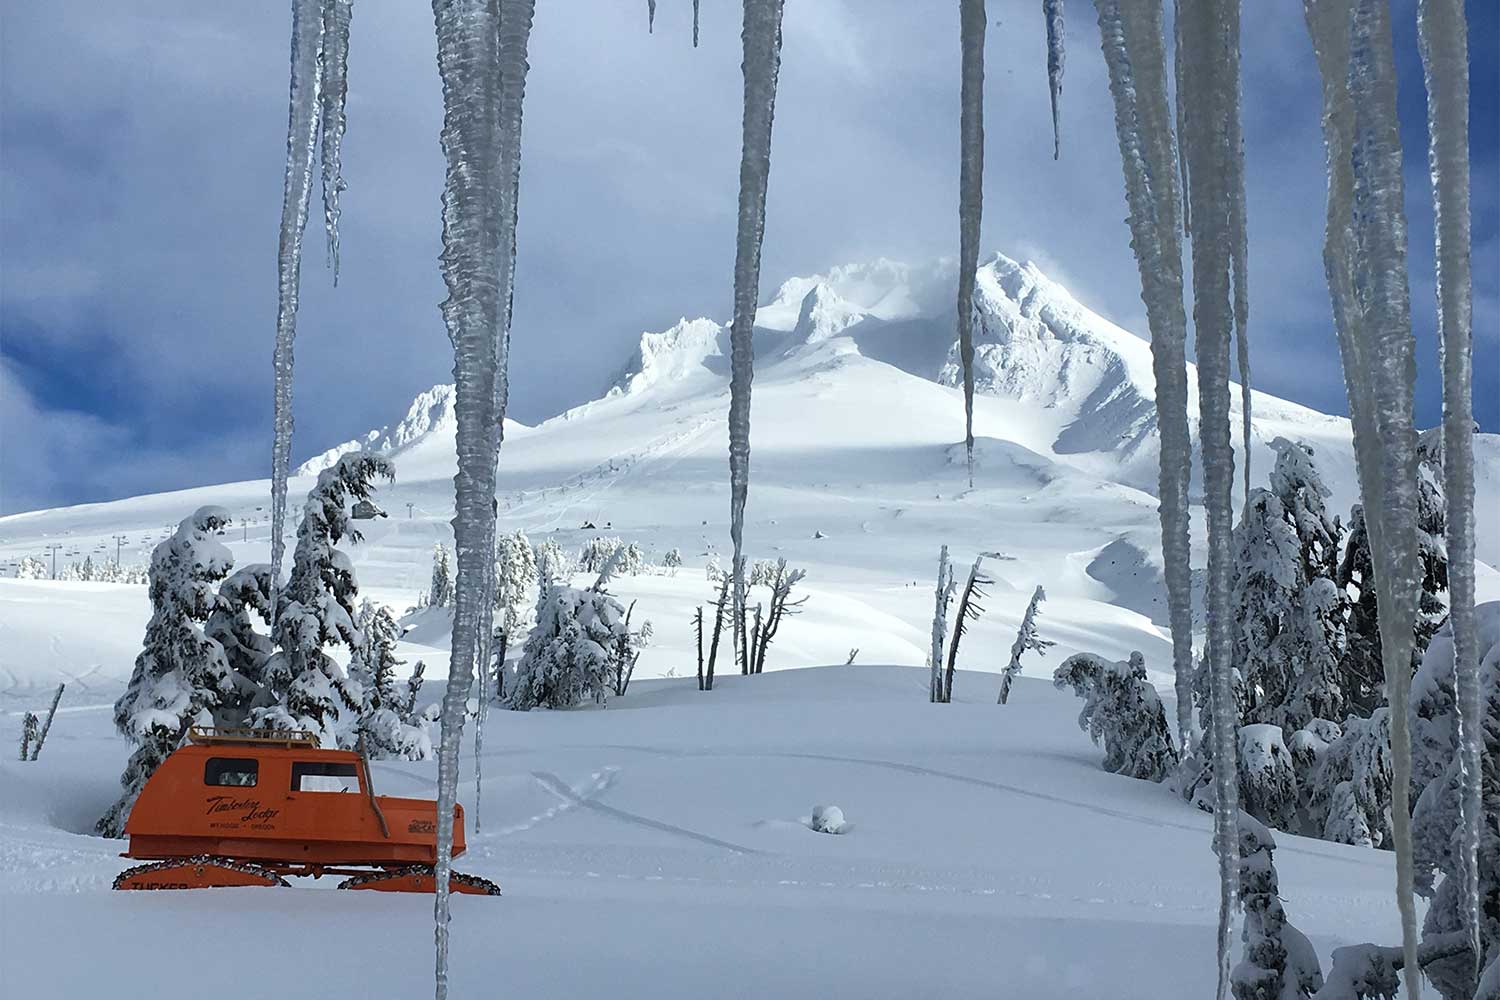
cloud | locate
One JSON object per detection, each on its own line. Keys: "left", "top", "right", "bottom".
{"left": 2, "top": 0, "right": 1495, "bottom": 512}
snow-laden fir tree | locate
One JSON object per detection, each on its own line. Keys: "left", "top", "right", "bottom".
{"left": 578, "top": 536, "right": 644, "bottom": 576}
{"left": 350, "top": 600, "right": 435, "bottom": 760}
{"left": 204, "top": 563, "right": 276, "bottom": 726}
{"left": 1339, "top": 434, "right": 1450, "bottom": 718}
{"left": 1221, "top": 811, "right": 1325, "bottom": 1000}
{"left": 98, "top": 506, "right": 237, "bottom": 837}
{"left": 15, "top": 555, "right": 47, "bottom": 580}
{"left": 1234, "top": 440, "right": 1349, "bottom": 733}
{"left": 533, "top": 536, "right": 571, "bottom": 584}
{"left": 1409, "top": 603, "right": 1500, "bottom": 999}
{"left": 251, "top": 453, "right": 394, "bottom": 747}
{"left": 1238, "top": 724, "right": 1301, "bottom": 834}
{"left": 505, "top": 572, "right": 650, "bottom": 711}
{"left": 429, "top": 542, "right": 455, "bottom": 609}
{"left": 662, "top": 547, "right": 683, "bottom": 570}
{"left": 493, "top": 529, "right": 537, "bottom": 639}
{"left": 1305, "top": 709, "right": 1395, "bottom": 849}
{"left": 1054, "top": 650, "right": 1177, "bottom": 782}
{"left": 999, "top": 585, "right": 1054, "bottom": 704}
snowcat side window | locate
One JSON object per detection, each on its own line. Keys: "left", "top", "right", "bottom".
{"left": 291, "top": 761, "right": 361, "bottom": 793}
{"left": 204, "top": 758, "right": 259, "bottom": 787}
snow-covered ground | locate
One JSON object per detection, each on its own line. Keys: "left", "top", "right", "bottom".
{"left": 2, "top": 668, "right": 1409, "bottom": 999}
{"left": 0, "top": 253, "right": 1490, "bottom": 996}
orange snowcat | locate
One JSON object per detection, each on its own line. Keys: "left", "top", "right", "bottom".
{"left": 113, "top": 726, "right": 499, "bottom": 895}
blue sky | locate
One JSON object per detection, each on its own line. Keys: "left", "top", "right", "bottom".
{"left": 1, "top": 0, "right": 1495, "bottom": 515}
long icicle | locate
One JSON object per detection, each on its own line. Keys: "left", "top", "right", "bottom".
{"left": 1092, "top": 0, "right": 1196, "bottom": 756}
{"left": 1044, "top": 0, "right": 1065, "bottom": 159}
{"left": 1171, "top": 0, "right": 1189, "bottom": 238}
{"left": 694, "top": 0, "right": 701, "bottom": 46}
{"left": 1417, "top": 0, "right": 1480, "bottom": 984}
{"left": 1177, "top": 1, "right": 1243, "bottom": 995}
{"left": 319, "top": 0, "right": 353, "bottom": 282}
{"left": 429, "top": 0, "right": 535, "bottom": 996}
{"left": 1229, "top": 59, "right": 1250, "bottom": 509}
{"left": 1305, "top": 0, "right": 1423, "bottom": 991}
{"left": 957, "top": 0, "right": 986, "bottom": 486}
{"left": 727, "top": 0, "right": 786, "bottom": 677}
{"left": 270, "top": 0, "right": 326, "bottom": 614}
{"left": 474, "top": 0, "right": 537, "bottom": 842}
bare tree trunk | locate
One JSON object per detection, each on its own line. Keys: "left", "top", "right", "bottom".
{"left": 30, "top": 684, "right": 64, "bottom": 761}
{"left": 19, "top": 713, "right": 38, "bottom": 761}
{"left": 695, "top": 606, "right": 705, "bottom": 691}
{"left": 930, "top": 546, "right": 954, "bottom": 703}
{"left": 943, "top": 557, "right": 989, "bottom": 703}
{"left": 706, "top": 576, "right": 730, "bottom": 691}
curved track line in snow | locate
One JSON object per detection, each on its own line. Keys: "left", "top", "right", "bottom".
{"left": 530, "top": 770, "right": 759, "bottom": 855}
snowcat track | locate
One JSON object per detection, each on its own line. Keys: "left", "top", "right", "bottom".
{"left": 113, "top": 855, "right": 289, "bottom": 891}
{"left": 337, "top": 865, "right": 501, "bottom": 896}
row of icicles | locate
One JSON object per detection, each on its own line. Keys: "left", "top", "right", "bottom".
{"left": 262, "top": 3, "right": 1479, "bottom": 1000}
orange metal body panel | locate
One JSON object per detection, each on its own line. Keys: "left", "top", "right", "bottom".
{"left": 123, "top": 744, "right": 466, "bottom": 868}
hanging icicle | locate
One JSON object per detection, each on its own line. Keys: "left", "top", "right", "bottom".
{"left": 428, "top": 0, "right": 536, "bottom": 997}
{"left": 270, "top": 0, "right": 326, "bottom": 615}
{"left": 648, "top": 0, "right": 657, "bottom": 33}
{"left": 1304, "top": 0, "right": 1423, "bottom": 992}
{"left": 694, "top": 0, "right": 701, "bottom": 46}
{"left": 1091, "top": 0, "right": 1196, "bottom": 756}
{"left": 1418, "top": 0, "right": 1481, "bottom": 985}
{"left": 1177, "top": 0, "right": 1244, "bottom": 996}
{"left": 1172, "top": 0, "right": 1190, "bottom": 238}
{"left": 1044, "top": 0, "right": 1065, "bottom": 159}
{"left": 727, "top": 0, "right": 787, "bottom": 677}
{"left": 1229, "top": 69, "right": 1251, "bottom": 509}
{"left": 319, "top": 0, "right": 353, "bottom": 282}
{"left": 957, "top": 0, "right": 986, "bottom": 485}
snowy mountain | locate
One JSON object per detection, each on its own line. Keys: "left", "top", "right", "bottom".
{"left": 297, "top": 383, "right": 530, "bottom": 476}
{"left": 3, "top": 250, "right": 1498, "bottom": 702}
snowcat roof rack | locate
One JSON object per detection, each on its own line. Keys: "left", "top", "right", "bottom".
{"left": 186, "top": 726, "right": 321, "bottom": 749}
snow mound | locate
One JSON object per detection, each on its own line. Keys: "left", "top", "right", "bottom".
{"left": 808, "top": 804, "right": 848, "bottom": 834}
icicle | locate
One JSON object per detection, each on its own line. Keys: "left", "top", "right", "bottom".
{"left": 1418, "top": 0, "right": 1480, "bottom": 984}
{"left": 319, "top": 0, "right": 353, "bottom": 282}
{"left": 1305, "top": 0, "right": 1423, "bottom": 992}
{"left": 1177, "top": 1, "right": 1244, "bottom": 996}
{"left": 648, "top": 0, "right": 656, "bottom": 32}
{"left": 1092, "top": 0, "right": 1195, "bottom": 756}
{"left": 1172, "top": 0, "right": 1189, "bottom": 238}
{"left": 1229, "top": 72, "right": 1250, "bottom": 509}
{"left": 270, "top": 0, "right": 326, "bottom": 614}
{"left": 1044, "top": 0, "right": 1065, "bottom": 159}
{"left": 957, "top": 0, "right": 986, "bottom": 485}
{"left": 694, "top": 0, "right": 700, "bottom": 46}
{"left": 727, "top": 0, "right": 786, "bottom": 668}
{"left": 429, "top": 0, "right": 535, "bottom": 997}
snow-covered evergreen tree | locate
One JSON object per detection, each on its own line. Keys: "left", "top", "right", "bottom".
{"left": 1306, "top": 710, "right": 1395, "bottom": 849}
{"left": 532, "top": 536, "right": 571, "bottom": 584}
{"left": 1238, "top": 724, "right": 1301, "bottom": 833}
{"left": 506, "top": 576, "right": 646, "bottom": 711}
{"left": 1054, "top": 651, "right": 1177, "bottom": 781}
{"left": 251, "top": 453, "right": 394, "bottom": 747}
{"left": 15, "top": 555, "right": 47, "bottom": 580}
{"left": 429, "top": 542, "right": 455, "bottom": 609}
{"left": 1233, "top": 441, "right": 1349, "bottom": 734}
{"left": 999, "top": 585, "right": 1054, "bottom": 704}
{"left": 662, "top": 547, "right": 683, "bottom": 570}
{"left": 578, "top": 536, "right": 644, "bottom": 576}
{"left": 1339, "top": 435, "right": 1450, "bottom": 718}
{"left": 204, "top": 563, "right": 276, "bottom": 726}
{"left": 1409, "top": 603, "right": 1500, "bottom": 999}
{"left": 98, "top": 506, "right": 237, "bottom": 837}
{"left": 1221, "top": 811, "right": 1325, "bottom": 1000}
{"left": 349, "top": 601, "right": 434, "bottom": 760}
{"left": 494, "top": 529, "right": 537, "bottom": 639}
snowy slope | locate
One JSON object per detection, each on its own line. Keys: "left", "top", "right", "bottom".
{"left": 1, "top": 668, "right": 1412, "bottom": 1000}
